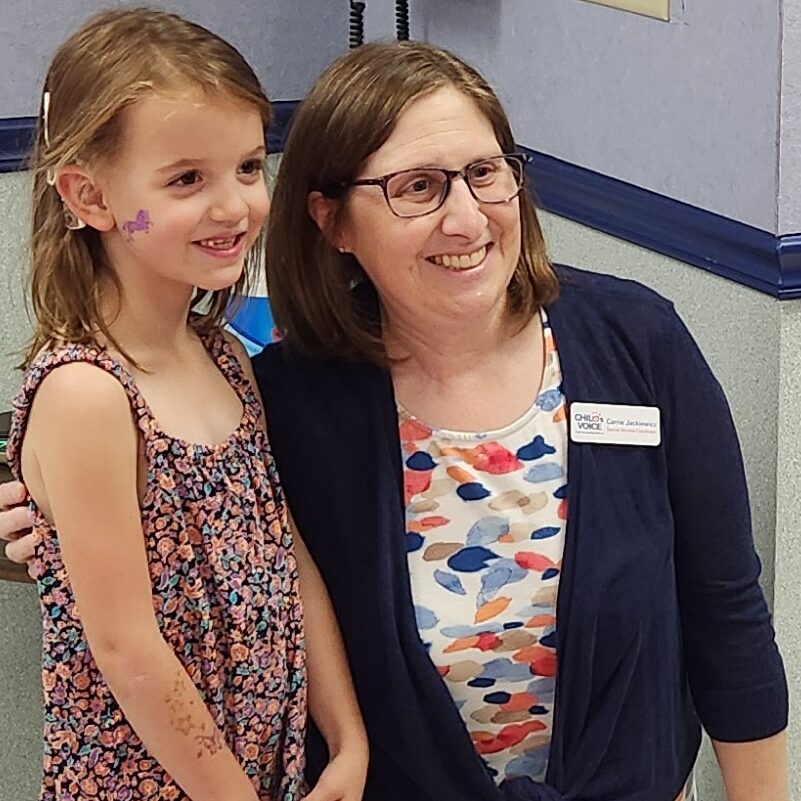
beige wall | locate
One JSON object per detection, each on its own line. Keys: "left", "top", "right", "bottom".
{"left": 0, "top": 172, "right": 32, "bottom": 412}
{"left": 541, "top": 211, "right": 791, "bottom": 801}
{"left": 0, "top": 580, "right": 40, "bottom": 801}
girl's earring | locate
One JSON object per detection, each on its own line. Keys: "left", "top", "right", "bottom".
{"left": 62, "top": 202, "right": 86, "bottom": 231}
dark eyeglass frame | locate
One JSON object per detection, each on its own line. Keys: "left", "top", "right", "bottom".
{"left": 334, "top": 152, "right": 532, "bottom": 219}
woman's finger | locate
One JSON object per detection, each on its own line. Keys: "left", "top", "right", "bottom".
{"left": 0, "top": 505, "right": 33, "bottom": 543}
{"left": 3, "top": 527, "right": 36, "bottom": 563}
{"left": 0, "top": 480, "right": 26, "bottom": 509}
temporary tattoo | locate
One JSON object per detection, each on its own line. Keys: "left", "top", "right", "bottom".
{"left": 121, "top": 209, "right": 152, "bottom": 241}
{"left": 194, "top": 726, "right": 224, "bottom": 758}
{"left": 163, "top": 669, "right": 226, "bottom": 758}
{"left": 164, "top": 670, "right": 196, "bottom": 736}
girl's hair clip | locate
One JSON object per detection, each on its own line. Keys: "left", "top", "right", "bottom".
{"left": 42, "top": 91, "right": 57, "bottom": 186}
{"left": 42, "top": 91, "right": 52, "bottom": 147}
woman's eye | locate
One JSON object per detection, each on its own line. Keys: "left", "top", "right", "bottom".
{"left": 170, "top": 170, "right": 200, "bottom": 187}
{"left": 469, "top": 162, "right": 498, "bottom": 182}
{"left": 394, "top": 175, "right": 436, "bottom": 197}
{"left": 407, "top": 179, "right": 431, "bottom": 194}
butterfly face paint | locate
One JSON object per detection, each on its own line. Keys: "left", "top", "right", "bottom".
{"left": 121, "top": 209, "right": 152, "bottom": 241}
{"left": 97, "top": 92, "right": 268, "bottom": 294}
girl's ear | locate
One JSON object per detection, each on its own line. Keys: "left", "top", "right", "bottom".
{"left": 54, "top": 167, "right": 116, "bottom": 232}
{"left": 307, "top": 191, "right": 352, "bottom": 253}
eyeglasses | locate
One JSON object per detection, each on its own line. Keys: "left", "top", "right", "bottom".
{"left": 336, "top": 153, "right": 531, "bottom": 218}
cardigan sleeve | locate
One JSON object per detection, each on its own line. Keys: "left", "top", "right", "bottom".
{"left": 661, "top": 305, "right": 788, "bottom": 742}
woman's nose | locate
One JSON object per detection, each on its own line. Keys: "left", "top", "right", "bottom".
{"left": 438, "top": 176, "right": 488, "bottom": 238}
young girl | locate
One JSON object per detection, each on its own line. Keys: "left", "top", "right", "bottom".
{"left": 7, "top": 9, "right": 366, "bottom": 801}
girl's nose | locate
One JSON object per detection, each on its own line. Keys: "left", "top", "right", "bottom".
{"left": 209, "top": 184, "right": 250, "bottom": 224}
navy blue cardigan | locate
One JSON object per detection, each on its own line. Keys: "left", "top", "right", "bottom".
{"left": 252, "top": 266, "right": 787, "bottom": 801}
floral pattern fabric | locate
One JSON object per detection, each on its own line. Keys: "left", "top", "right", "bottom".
{"left": 7, "top": 331, "right": 306, "bottom": 801}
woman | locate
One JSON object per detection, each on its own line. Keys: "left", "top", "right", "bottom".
{"left": 2, "top": 41, "right": 788, "bottom": 801}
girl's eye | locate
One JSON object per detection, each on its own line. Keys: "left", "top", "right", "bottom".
{"left": 240, "top": 158, "right": 265, "bottom": 176}
{"left": 170, "top": 170, "right": 201, "bottom": 187}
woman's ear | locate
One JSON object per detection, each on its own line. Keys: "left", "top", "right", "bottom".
{"left": 307, "top": 191, "right": 351, "bottom": 253}
{"left": 55, "top": 167, "right": 116, "bottom": 232}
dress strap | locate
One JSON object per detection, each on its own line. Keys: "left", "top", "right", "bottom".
{"left": 200, "top": 328, "right": 262, "bottom": 431}
{"left": 6, "top": 343, "right": 154, "bottom": 480}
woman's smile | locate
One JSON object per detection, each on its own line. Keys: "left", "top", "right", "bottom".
{"left": 427, "top": 243, "right": 490, "bottom": 271}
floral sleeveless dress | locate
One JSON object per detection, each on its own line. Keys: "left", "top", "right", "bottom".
{"left": 7, "top": 331, "right": 306, "bottom": 801}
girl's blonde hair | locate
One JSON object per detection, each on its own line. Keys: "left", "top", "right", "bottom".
{"left": 25, "top": 7, "right": 271, "bottom": 366}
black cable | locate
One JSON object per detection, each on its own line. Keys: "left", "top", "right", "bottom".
{"left": 395, "top": 0, "right": 410, "bottom": 40}
{"left": 349, "top": 1, "right": 366, "bottom": 48}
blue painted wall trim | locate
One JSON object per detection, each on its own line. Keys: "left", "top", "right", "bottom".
{"left": 523, "top": 147, "right": 799, "bottom": 299}
{"left": 2, "top": 103, "right": 799, "bottom": 299}
{"left": 0, "top": 116, "right": 35, "bottom": 172}
{"left": 265, "top": 100, "right": 299, "bottom": 153}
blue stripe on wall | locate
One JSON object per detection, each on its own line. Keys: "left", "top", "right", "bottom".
{"left": 2, "top": 100, "right": 799, "bottom": 299}
{"left": 0, "top": 116, "right": 35, "bottom": 172}
{"left": 523, "top": 148, "right": 797, "bottom": 298}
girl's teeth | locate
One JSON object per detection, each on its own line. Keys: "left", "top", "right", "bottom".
{"left": 199, "top": 236, "right": 237, "bottom": 249}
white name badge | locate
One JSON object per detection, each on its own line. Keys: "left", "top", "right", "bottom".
{"left": 570, "top": 402, "right": 661, "bottom": 447}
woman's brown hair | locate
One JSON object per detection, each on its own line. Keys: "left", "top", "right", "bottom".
{"left": 266, "top": 40, "right": 557, "bottom": 365}
{"left": 25, "top": 7, "right": 271, "bottom": 366}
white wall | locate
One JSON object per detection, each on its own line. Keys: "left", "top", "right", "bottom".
{"left": 0, "top": 0, "right": 348, "bottom": 113}
{"left": 425, "top": 0, "right": 783, "bottom": 232}
{"left": 779, "top": 0, "right": 801, "bottom": 233}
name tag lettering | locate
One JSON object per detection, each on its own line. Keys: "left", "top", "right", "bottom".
{"left": 570, "top": 403, "right": 661, "bottom": 447}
